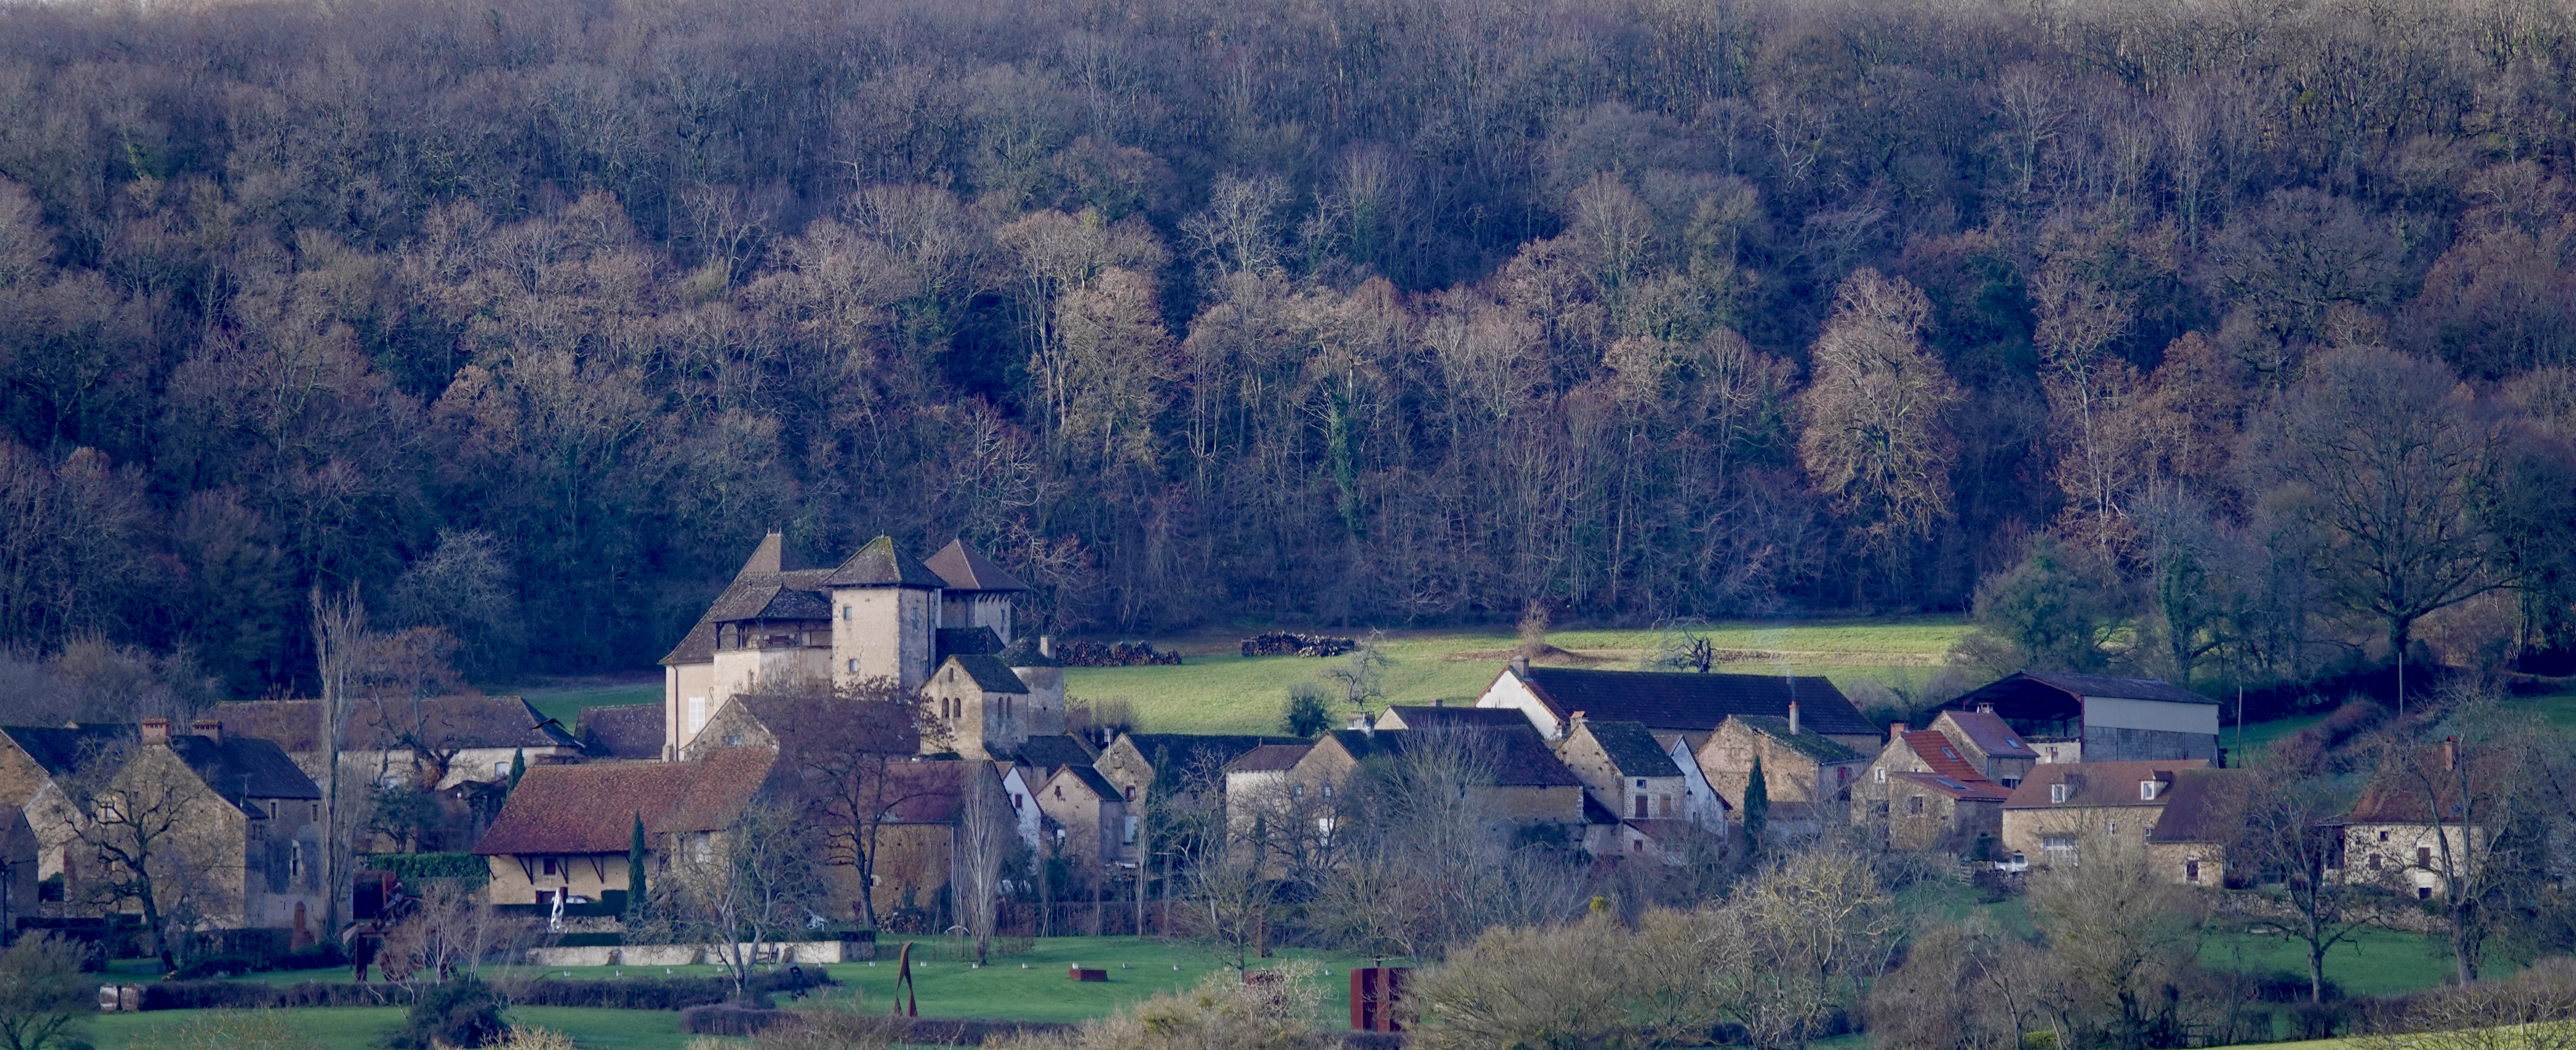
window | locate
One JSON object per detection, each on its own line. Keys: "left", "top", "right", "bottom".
{"left": 494, "top": 761, "right": 509, "bottom": 778}
{"left": 848, "top": 659, "right": 858, "bottom": 673}
{"left": 1658, "top": 794, "right": 1672, "bottom": 816}
{"left": 2050, "top": 783, "right": 2069, "bottom": 803}
{"left": 1837, "top": 767, "right": 1851, "bottom": 784}
{"left": 2418, "top": 887, "right": 2433, "bottom": 900}
{"left": 1875, "top": 768, "right": 1887, "bottom": 782}
{"left": 2186, "top": 858, "right": 2201, "bottom": 883}
{"left": 2107, "top": 820, "right": 2117, "bottom": 836}
{"left": 1124, "top": 786, "right": 1137, "bottom": 802}
{"left": 1054, "top": 785, "right": 1063, "bottom": 800}
{"left": 2043, "top": 835, "right": 2078, "bottom": 863}
{"left": 2140, "top": 780, "right": 2160, "bottom": 801}
{"left": 1122, "top": 816, "right": 1138, "bottom": 845}
{"left": 2379, "top": 830, "right": 2390, "bottom": 842}
{"left": 541, "top": 858, "right": 558, "bottom": 875}
{"left": 2369, "top": 853, "right": 2383, "bottom": 871}
{"left": 1011, "top": 794, "right": 1022, "bottom": 811}
{"left": 1634, "top": 796, "right": 1648, "bottom": 818}
{"left": 291, "top": 841, "right": 305, "bottom": 880}
{"left": 687, "top": 696, "right": 708, "bottom": 733}
{"left": 1289, "top": 784, "right": 1304, "bottom": 800}
{"left": 842, "top": 606, "right": 852, "bottom": 620}
{"left": 1630, "top": 836, "right": 1643, "bottom": 853}
{"left": 1321, "top": 785, "right": 1333, "bottom": 798}
{"left": 2419, "top": 846, "right": 2433, "bottom": 867}
{"left": 1908, "top": 795, "right": 1924, "bottom": 815}
{"left": 1634, "top": 778, "right": 1646, "bottom": 788}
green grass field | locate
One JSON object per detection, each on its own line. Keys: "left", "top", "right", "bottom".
{"left": 90, "top": 1006, "right": 689, "bottom": 1050}
{"left": 519, "top": 680, "right": 664, "bottom": 725}
{"left": 1063, "top": 617, "right": 1972, "bottom": 734}
{"left": 2206, "top": 925, "right": 2467, "bottom": 998}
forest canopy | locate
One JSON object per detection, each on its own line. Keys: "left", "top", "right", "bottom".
{"left": 2, "top": 0, "right": 2575, "bottom": 696}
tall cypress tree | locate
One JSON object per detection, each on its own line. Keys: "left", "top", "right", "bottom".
{"left": 626, "top": 812, "right": 648, "bottom": 920}
{"left": 1742, "top": 754, "right": 1770, "bottom": 854}
{"left": 507, "top": 749, "right": 526, "bottom": 791}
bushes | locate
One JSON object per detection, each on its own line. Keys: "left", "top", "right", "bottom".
{"left": 985, "top": 965, "right": 1330, "bottom": 1050}
{"left": 142, "top": 981, "right": 402, "bottom": 1011}
{"left": 386, "top": 975, "right": 508, "bottom": 1049}
{"left": 364, "top": 852, "right": 492, "bottom": 888}
{"left": 168, "top": 944, "right": 347, "bottom": 981}
{"left": 1241, "top": 633, "right": 1356, "bottom": 657}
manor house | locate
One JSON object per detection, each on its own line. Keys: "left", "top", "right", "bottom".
{"left": 659, "top": 532, "right": 1064, "bottom": 761}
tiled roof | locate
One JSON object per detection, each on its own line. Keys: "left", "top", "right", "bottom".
{"left": 925, "top": 540, "right": 1029, "bottom": 593}
{"left": 1378, "top": 705, "right": 1535, "bottom": 731}
{"left": 1890, "top": 770, "right": 2012, "bottom": 802}
{"left": 210, "top": 697, "right": 579, "bottom": 753}
{"left": 1322, "top": 726, "right": 1584, "bottom": 788}
{"left": 1904, "top": 730, "right": 1987, "bottom": 784}
{"left": 727, "top": 586, "right": 831, "bottom": 622}
{"left": 1049, "top": 763, "right": 1124, "bottom": 803}
{"left": 1980, "top": 671, "right": 2215, "bottom": 706}
{"left": 937, "top": 627, "right": 1006, "bottom": 659}
{"left": 1518, "top": 667, "right": 1875, "bottom": 737}
{"left": 661, "top": 536, "right": 836, "bottom": 665}
{"left": 475, "top": 746, "right": 775, "bottom": 856}
{"left": 944, "top": 655, "right": 1030, "bottom": 694}
{"left": 2347, "top": 748, "right": 2512, "bottom": 825}
{"left": 820, "top": 535, "right": 947, "bottom": 588}
{"left": 1225, "top": 743, "right": 1313, "bottom": 774}
{"left": 575, "top": 705, "right": 665, "bottom": 760}
{"left": 1115, "top": 735, "right": 1305, "bottom": 785}
{"left": 165, "top": 733, "right": 321, "bottom": 801}
{"left": 997, "top": 635, "right": 1063, "bottom": 668}
{"left": 1728, "top": 715, "right": 1867, "bottom": 763}
{"left": 1937, "top": 709, "right": 2038, "bottom": 759}
{"left": 1580, "top": 720, "right": 1682, "bottom": 778}
{"left": 0, "top": 724, "right": 135, "bottom": 777}
{"left": 2003, "top": 760, "right": 2211, "bottom": 810}
{"left": 1622, "top": 818, "right": 1702, "bottom": 839}
{"left": 1000, "top": 735, "right": 1095, "bottom": 775}
{"left": 2147, "top": 769, "right": 2254, "bottom": 843}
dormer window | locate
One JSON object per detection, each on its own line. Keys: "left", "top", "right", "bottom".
{"left": 2051, "top": 783, "right": 2069, "bottom": 803}
{"left": 2140, "top": 781, "right": 2159, "bottom": 801}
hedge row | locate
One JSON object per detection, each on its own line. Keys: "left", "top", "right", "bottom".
{"left": 362, "top": 853, "right": 491, "bottom": 887}
{"left": 136, "top": 970, "right": 834, "bottom": 1012}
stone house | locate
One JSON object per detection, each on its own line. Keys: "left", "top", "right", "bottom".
{"left": 858, "top": 760, "right": 1009, "bottom": 926}
{"left": 1949, "top": 672, "right": 2221, "bottom": 764}
{"left": 1034, "top": 763, "right": 1132, "bottom": 871}
{"left": 2000, "top": 759, "right": 2211, "bottom": 869}
{"left": 992, "top": 734, "right": 1096, "bottom": 855}
{"left": 1286, "top": 727, "right": 1588, "bottom": 846}
{"left": 2339, "top": 741, "right": 2500, "bottom": 900}
{"left": 210, "top": 696, "right": 583, "bottom": 791}
{"left": 95, "top": 719, "right": 327, "bottom": 938}
{"left": 1698, "top": 711, "right": 1869, "bottom": 835}
{"left": 1473, "top": 661, "right": 1880, "bottom": 753}
{"left": 659, "top": 533, "right": 1060, "bottom": 761}
{"left": 2143, "top": 769, "right": 2254, "bottom": 888}
{"left": 473, "top": 745, "right": 775, "bottom": 912}
{"left": 1095, "top": 734, "right": 1304, "bottom": 812}
{"left": 0, "top": 723, "right": 134, "bottom": 909}
{"left": 1555, "top": 719, "right": 1688, "bottom": 855}
{"left": 1924, "top": 708, "right": 2042, "bottom": 787}
{"left": 1854, "top": 728, "right": 2012, "bottom": 852}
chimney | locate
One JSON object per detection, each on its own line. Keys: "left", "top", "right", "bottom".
{"left": 1570, "top": 710, "right": 1587, "bottom": 729}
{"left": 2444, "top": 736, "right": 2458, "bottom": 771}
{"left": 1787, "top": 701, "right": 1800, "bottom": 737}
{"left": 1977, "top": 702, "right": 1996, "bottom": 714}
{"left": 141, "top": 717, "right": 170, "bottom": 745}
{"left": 191, "top": 719, "right": 222, "bottom": 745}
{"left": 1510, "top": 655, "right": 1530, "bottom": 677}
{"left": 1889, "top": 721, "right": 1907, "bottom": 742}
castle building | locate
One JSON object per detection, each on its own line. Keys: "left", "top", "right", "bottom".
{"left": 659, "top": 533, "right": 1064, "bottom": 760}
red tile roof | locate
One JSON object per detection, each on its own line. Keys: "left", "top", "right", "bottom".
{"left": 2002, "top": 760, "right": 2210, "bottom": 810}
{"left": 474, "top": 746, "right": 775, "bottom": 856}
{"left": 1904, "top": 730, "right": 1986, "bottom": 783}
{"left": 1937, "top": 710, "right": 2039, "bottom": 760}
{"left": 1890, "top": 770, "right": 2011, "bottom": 802}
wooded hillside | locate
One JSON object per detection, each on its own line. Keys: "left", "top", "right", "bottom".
{"left": 2, "top": 0, "right": 2573, "bottom": 694}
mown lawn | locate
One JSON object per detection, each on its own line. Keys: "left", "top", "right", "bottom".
{"left": 519, "top": 680, "right": 663, "bottom": 725}
{"left": 2205, "top": 924, "right": 2468, "bottom": 998}
{"left": 89, "top": 1006, "right": 689, "bottom": 1050}
{"left": 1063, "top": 616, "right": 1972, "bottom": 734}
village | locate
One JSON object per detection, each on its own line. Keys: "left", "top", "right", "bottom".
{"left": 0, "top": 531, "right": 2550, "bottom": 1050}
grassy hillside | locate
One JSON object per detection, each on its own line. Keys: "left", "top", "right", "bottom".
{"left": 1063, "top": 617, "right": 1971, "bottom": 734}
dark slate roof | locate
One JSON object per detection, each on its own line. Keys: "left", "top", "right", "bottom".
{"left": 1051, "top": 763, "right": 1124, "bottom": 802}
{"left": 937, "top": 627, "right": 1006, "bottom": 659}
{"left": 475, "top": 746, "right": 775, "bottom": 855}
{"left": 1226, "top": 743, "right": 1313, "bottom": 773}
{"left": 1117, "top": 735, "right": 1306, "bottom": 783}
{"left": 1000, "top": 735, "right": 1096, "bottom": 775}
{"left": 925, "top": 540, "right": 1029, "bottom": 593}
{"left": 1890, "top": 770, "right": 2011, "bottom": 802}
{"left": 1583, "top": 793, "right": 1619, "bottom": 824}
{"left": 1988, "top": 671, "right": 2215, "bottom": 706}
{"left": 1582, "top": 720, "right": 1682, "bottom": 778}
{"left": 1379, "top": 705, "right": 1536, "bottom": 731}
{"left": 0, "top": 724, "right": 135, "bottom": 777}
{"left": 166, "top": 733, "right": 322, "bottom": 801}
{"left": 1623, "top": 818, "right": 1702, "bottom": 839}
{"left": 821, "top": 535, "right": 947, "bottom": 588}
{"left": 1903, "top": 730, "right": 1988, "bottom": 784}
{"left": 1518, "top": 667, "right": 1875, "bottom": 737}
{"left": 997, "top": 635, "right": 1063, "bottom": 668}
{"left": 575, "top": 705, "right": 666, "bottom": 760}
{"left": 945, "top": 655, "right": 1030, "bottom": 694}
{"left": 1728, "top": 715, "right": 1867, "bottom": 763}
{"left": 2148, "top": 769, "right": 2254, "bottom": 844}
{"left": 211, "top": 697, "right": 579, "bottom": 753}
{"left": 1937, "top": 709, "right": 2039, "bottom": 759}
{"left": 1325, "top": 726, "right": 1584, "bottom": 788}
{"left": 724, "top": 585, "right": 831, "bottom": 622}
{"left": 2003, "top": 760, "right": 2211, "bottom": 810}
